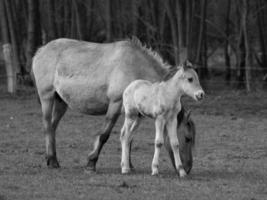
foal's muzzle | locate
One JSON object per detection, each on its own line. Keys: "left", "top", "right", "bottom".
{"left": 195, "top": 91, "right": 205, "bottom": 101}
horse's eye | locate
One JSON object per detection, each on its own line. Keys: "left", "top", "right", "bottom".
{"left": 185, "top": 137, "right": 192, "bottom": 143}
{"left": 188, "top": 78, "right": 193, "bottom": 83}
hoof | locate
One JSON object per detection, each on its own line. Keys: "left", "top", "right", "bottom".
{"left": 179, "top": 168, "right": 187, "bottom": 178}
{"left": 130, "top": 163, "right": 135, "bottom": 170}
{"left": 121, "top": 168, "right": 131, "bottom": 174}
{"left": 151, "top": 170, "right": 159, "bottom": 176}
{"left": 47, "top": 157, "right": 60, "bottom": 168}
{"left": 84, "top": 167, "right": 97, "bottom": 175}
{"left": 86, "top": 160, "right": 96, "bottom": 172}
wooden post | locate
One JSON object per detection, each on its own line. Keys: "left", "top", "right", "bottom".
{"left": 3, "top": 44, "right": 16, "bottom": 94}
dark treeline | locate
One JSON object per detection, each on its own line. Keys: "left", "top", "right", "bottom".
{"left": 0, "top": 0, "right": 267, "bottom": 93}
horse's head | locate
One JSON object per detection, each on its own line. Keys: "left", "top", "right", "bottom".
{"left": 164, "top": 107, "right": 196, "bottom": 174}
{"left": 178, "top": 60, "right": 205, "bottom": 101}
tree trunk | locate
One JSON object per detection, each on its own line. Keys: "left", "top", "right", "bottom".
{"left": 242, "top": 0, "right": 251, "bottom": 92}
{"left": 46, "top": 0, "right": 57, "bottom": 40}
{"left": 225, "top": 0, "right": 231, "bottom": 83}
{"left": 132, "top": 0, "right": 139, "bottom": 36}
{"left": 26, "top": 0, "right": 41, "bottom": 73}
{"left": 176, "top": 0, "right": 186, "bottom": 62}
{"left": 237, "top": 30, "right": 246, "bottom": 89}
{"left": 105, "top": 0, "right": 112, "bottom": 41}
{"left": 196, "top": 0, "right": 208, "bottom": 79}
{"left": 165, "top": 0, "right": 179, "bottom": 65}
{"left": 4, "top": 0, "right": 21, "bottom": 75}
{"left": 70, "top": 0, "right": 77, "bottom": 38}
{"left": 256, "top": 0, "right": 267, "bottom": 81}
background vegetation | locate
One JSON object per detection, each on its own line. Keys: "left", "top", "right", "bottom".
{"left": 0, "top": 0, "right": 267, "bottom": 93}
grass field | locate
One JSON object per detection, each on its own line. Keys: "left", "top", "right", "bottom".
{"left": 0, "top": 88, "right": 266, "bottom": 200}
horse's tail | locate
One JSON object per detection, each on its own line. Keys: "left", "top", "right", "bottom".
{"left": 30, "top": 69, "right": 41, "bottom": 104}
{"left": 30, "top": 50, "right": 41, "bottom": 105}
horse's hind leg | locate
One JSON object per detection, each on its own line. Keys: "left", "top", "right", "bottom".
{"left": 49, "top": 93, "right": 68, "bottom": 167}
{"left": 41, "top": 93, "right": 67, "bottom": 168}
{"left": 52, "top": 93, "right": 67, "bottom": 131}
{"left": 41, "top": 97, "right": 58, "bottom": 168}
{"left": 86, "top": 101, "right": 121, "bottom": 171}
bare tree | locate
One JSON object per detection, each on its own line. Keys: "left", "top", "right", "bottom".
{"left": 26, "top": 0, "right": 41, "bottom": 73}
{"left": 256, "top": 0, "right": 267, "bottom": 83}
{"left": 4, "top": 0, "right": 21, "bottom": 75}
{"left": 164, "top": 0, "right": 179, "bottom": 64}
{"left": 224, "top": 0, "right": 232, "bottom": 83}
{"left": 195, "top": 0, "right": 208, "bottom": 79}
{"left": 241, "top": 0, "right": 251, "bottom": 92}
{"left": 105, "top": 0, "right": 112, "bottom": 41}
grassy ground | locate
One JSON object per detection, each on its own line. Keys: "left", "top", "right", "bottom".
{"left": 0, "top": 88, "right": 266, "bottom": 200}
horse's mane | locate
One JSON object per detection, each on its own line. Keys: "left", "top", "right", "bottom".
{"left": 129, "top": 37, "right": 172, "bottom": 71}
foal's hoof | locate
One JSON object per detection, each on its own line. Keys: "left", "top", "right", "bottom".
{"left": 121, "top": 168, "right": 131, "bottom": 174}
{"left": 178, "top": 169, "right": 187, "bottom": 178}
{"left": 47, "top": 157, "right": 60, "bottom": 168}
{"left": 151, "top": 170, "right": 159, "bottom": 176}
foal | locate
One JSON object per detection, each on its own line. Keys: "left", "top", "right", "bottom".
{"left": 120, "top": 61, "right": 204, "bottom": 177}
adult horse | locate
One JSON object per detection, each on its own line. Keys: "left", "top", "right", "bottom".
{"left": 32, "top": 37, "right": 195, "bottom": 173}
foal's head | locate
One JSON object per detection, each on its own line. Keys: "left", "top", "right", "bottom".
{"left": 177, "top": 60, "right": 205, "bottom": 101}
{"left": 164, "top": 107, "right": 196, "bottom": 174}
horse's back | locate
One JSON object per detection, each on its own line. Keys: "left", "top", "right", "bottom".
{"left": 32, "top": 38, "right": 165, "bottom": 114}
{"left": 32, "top": 39, "right": 89, "bottom": 99}
{"left": 33, "top": 39, "right": 124, "bottom": 97}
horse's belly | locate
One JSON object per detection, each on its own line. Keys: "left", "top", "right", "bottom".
{"left": 55, "top": 77, "right": 109, "bottom": 115}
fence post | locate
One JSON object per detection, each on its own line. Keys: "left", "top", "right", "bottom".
{"left": 3, "top": 43, "right": 16, "bottom": 94}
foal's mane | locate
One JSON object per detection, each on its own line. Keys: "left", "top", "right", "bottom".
{"left": 163, "top": 62, "right": 194, "bottom": 81}
{"left": 129, "top": 37, "right": 172, "bottom": 71}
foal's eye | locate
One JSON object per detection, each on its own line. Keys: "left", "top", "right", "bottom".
{"left": 188, "top": 78, "right": 193, "bottom": 83}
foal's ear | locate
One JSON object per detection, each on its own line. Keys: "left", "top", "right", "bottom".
{"left": 183, "top": 60, "right": 193, "bottom": 69}
{"left": 176, "top": 65, "right": 184, "bottom": 72}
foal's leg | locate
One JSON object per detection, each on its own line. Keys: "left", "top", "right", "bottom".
{"left": 86, "top": 101, "right": 121, "bottom": 171}
{"left": 151, "top": 117, "right": 165, "bottom": 175}
{"left": 129, "top": 140, "right": 135, "bottom": 170}
{"left": 120, "top": 115, "right": 139, "bottom": 174}
{"left": 166, "top": 117, "right": 187, "bottom": 177}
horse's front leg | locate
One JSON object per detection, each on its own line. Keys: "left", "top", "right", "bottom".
{"left": 86, "top": 101, "right": 121, "bottom": 172}
{"left": 120, "top": 115, "right": 139, "bottom": 174}
{"left": 151, "top": 117, "right": 165, "bottom": 175}
{"left": 166, "top": 117, "right": 187, "bottom": 177}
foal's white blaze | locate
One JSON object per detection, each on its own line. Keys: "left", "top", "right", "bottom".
{"left": 121, "top": 63, "right": 204, "bottom": 177}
